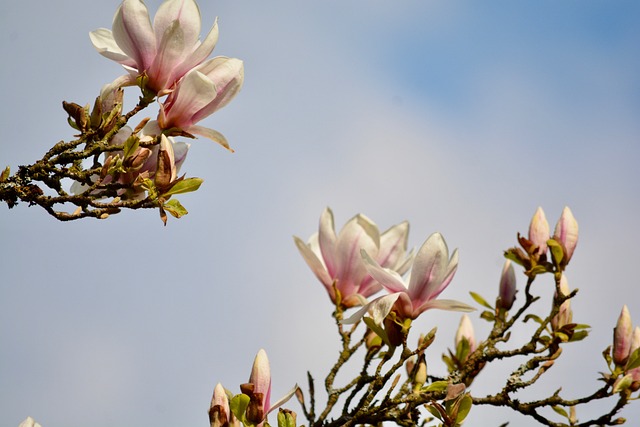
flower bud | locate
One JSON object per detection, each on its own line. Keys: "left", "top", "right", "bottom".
{"left": 613, "top": 305, "right": 633, "bottom": 366}
{"left": 497, "top": 260, "right": 516, "bottom": 310}
{"left": 553, "top": 206, "right": 579, "bottom": 264}
{"left": 209, "top": 383, "right": 231, "bottom": 427}
{"left": 18, "top": 417, "right": 42, "bottom": 427}
{"left": 628, "top": 327, "right": 640, "bottom": 385}
{"left": 551, "top": 274, "right": 572, "bottom": 330}
{"left": 528, "top": 207, "right": 550, "bottom": 257}
{"left": 455, "top": 314, "right": 476, "bottom": 353}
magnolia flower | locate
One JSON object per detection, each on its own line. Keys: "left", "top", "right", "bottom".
{"left": 529, "top": 206, "right": 550, "bottom": 257}
{"left": 90, "top": 0, "right": 221, "bottom": 94}
{"left": 553, "top": 206, "right": 579, "bottom": 264}
{"left": 156, "top": 57, "right": 244, "bottom": 150}
{"left": 240, "top": 349, "right": 297, "bottom": 427}
{"left": 344, "top": 232, "right": 474, "bottom": 326}
{"left": 497, "top": 260, "right": 516, "bottom": 310}
{"left": 294, "top": 207, "right": 412, "bottom": 308}
{"left": 18, "top": 418, "right": 41, "bottom": 427}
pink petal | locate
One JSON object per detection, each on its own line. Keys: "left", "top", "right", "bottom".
{"left": 334, "top": 214, "right": 379, "bottom": 296}
{"left": 293, "top": 236, "right": 334, "bottom": 294}
{"left": 90, "top": 28, "right": 137, "bottom": 66}
{"left": 174, "top": 18, "right": 219, "bottom": 78}
{"left": 377, "top": 221, "right": 409, "bottom": 268}
{"left": 361, "top": 250, "right": 408, "bottom": 294}
{"left": 408, "top": 233, "right": 449, "bottom": 302}
{"left": 147, "top": 21, "right": 186, "bottom": 91}
{"left": 162, "top": 70, "right": 217, "bottom": 127}
{"left": 153, "top": 0, "right": 201, "bottom": 49}
{"left": 416, "top": 299, "right": 475, "bottom": 316}
{"left": 190, "top": 57, "right": 245, "bottom": 123}
{"left": 112, "top": 0, "right": 157, "bottom": 71}
{"left": 185, "top": 125, "right": 232, "bottom": 151}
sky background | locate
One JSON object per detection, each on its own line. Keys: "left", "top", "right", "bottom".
{"left": 1, "top": 1, "right": 639, "bottom": 426}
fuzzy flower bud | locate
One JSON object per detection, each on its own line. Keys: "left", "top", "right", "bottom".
{"left": 497, "top": 260, "right": 517, "bottom": 310}
{"left": 553, "top": 206, "right": 579, "bottom": 264}
{"left": 455, "top": 314, "right": 477, "bottom": 353}
{"left": 209, "top": 383, "right": 239, "bottom": 427}
{"left": 18, "top": 418, "right": 42, "bottom": 427}
{"left": 551, "top": 274, "right": 573, "bottom": 331}
{"left": 528, "top": 206, "right": 550, "bottom": 257}
{"left": 613, "top": 305, "right": 634, "bottom": 366}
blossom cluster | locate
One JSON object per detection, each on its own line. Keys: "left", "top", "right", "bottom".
{"left": 68, "top": 0, "right": 244, "bottom": 214}
{"left": 295, "top": 207, "right": 475, "bottom": 346}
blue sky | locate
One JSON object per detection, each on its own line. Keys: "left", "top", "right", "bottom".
{"left": 1, "top": 1, "right": 639, "bottom": 426}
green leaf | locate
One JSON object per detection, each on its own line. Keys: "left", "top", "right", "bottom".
{"left": 230, "top": 394, "right": 251, "bottom": 425}
{"left": 163, "top": 199, "right": 188, "bottom": 219}
{"left": 524, "top": 314, "right": 545, "bottom": 325}
{"left": 363, "top": 317, "right": 391, "bottom": 347}
{"left": 0, "top": 166, "right": 10, "bottom": 183}
{"left": 554, "top": 331, "right": 570, "bottom": 343}
{"left": 480, "top": 310, "right": 496, "bottom": 322}
{"left": 469, "top": 291, "right": 494, "bottom": 310}
{"left": 569, "top": 330, "right": 589, "bottom": 342}
{"left": 625, "top": 347, "right": 640, "bottom": 371}
{"left": 529, "top": 264, "right": 548, "bottom": 276}
{"left": 423, "top": 380, "right": 449, "bottom": 393}
{"left": 613, "top": 374, "right": 634, "bottom": 394}
{"left": 162, "top": 177, "right": 204, "bottom": 197}
{"left": 552, "top": 405, "right": 569, "bottom": 418}
{"left": 455, "top": 394, "right": 473, "bottom": 423}
{"left": 123, "top": 135, "right": 140, "bottom": 159}
{"left": 425, "top": 404, "right": 444, "bottom": 422}
{"left": 547, "top": 238, "right": 564, "bottom": 267}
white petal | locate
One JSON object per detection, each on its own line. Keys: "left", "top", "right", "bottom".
{"left": 89, "top": 28, "right": 136, "bottom": 66}
{"left": 318, "top": 207, "right": 337, "bottom": 275}
{"left": 186, "top": 125, "right": 232, "bottom": 151}
{"left": 112, "top": 0, "right": 157, "bottom": 70}
{"left": 293, "top": 236, "right": 333, "bottom": 289}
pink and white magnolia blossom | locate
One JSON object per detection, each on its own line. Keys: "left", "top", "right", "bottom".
{"left": 344, "top": 232, "right": 474, "bottom": 326}
{"left": 90, "top": 0, "right": 222, "bottom": 94}
{"left": 156, "top": 56, "right": 244, "bottom": 150}
{"left": 294, "top": 207, "right": 412, "bottom": 308}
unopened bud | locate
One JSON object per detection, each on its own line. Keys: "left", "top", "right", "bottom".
{"left": 209, "top": 383, "right": 230, "bottom": 427}
{"left": 455, "top": 314, "right": 476, "bottom": 353}
{"left": 497, "top": 260, "right": 517, "bottom": 310}
{"left": 528, "top": 207, "right": 550, "bottom": 257}
{"left": 414, "top": 356, "right": 427, "bottom": 388}
{"left": 613, "top": 305, "right": 633, "bottom": 366}
{"left": 155, "top": 135, "right": 177, "bottom": 189}
{"left": 124, "top": 147, "right": 152, "bottom": 170}
{"left": 553, "top": 206, "right": 579, "bottom": 264}
{"left": 551, "top": 274, "right": 572, "bottom": 330}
